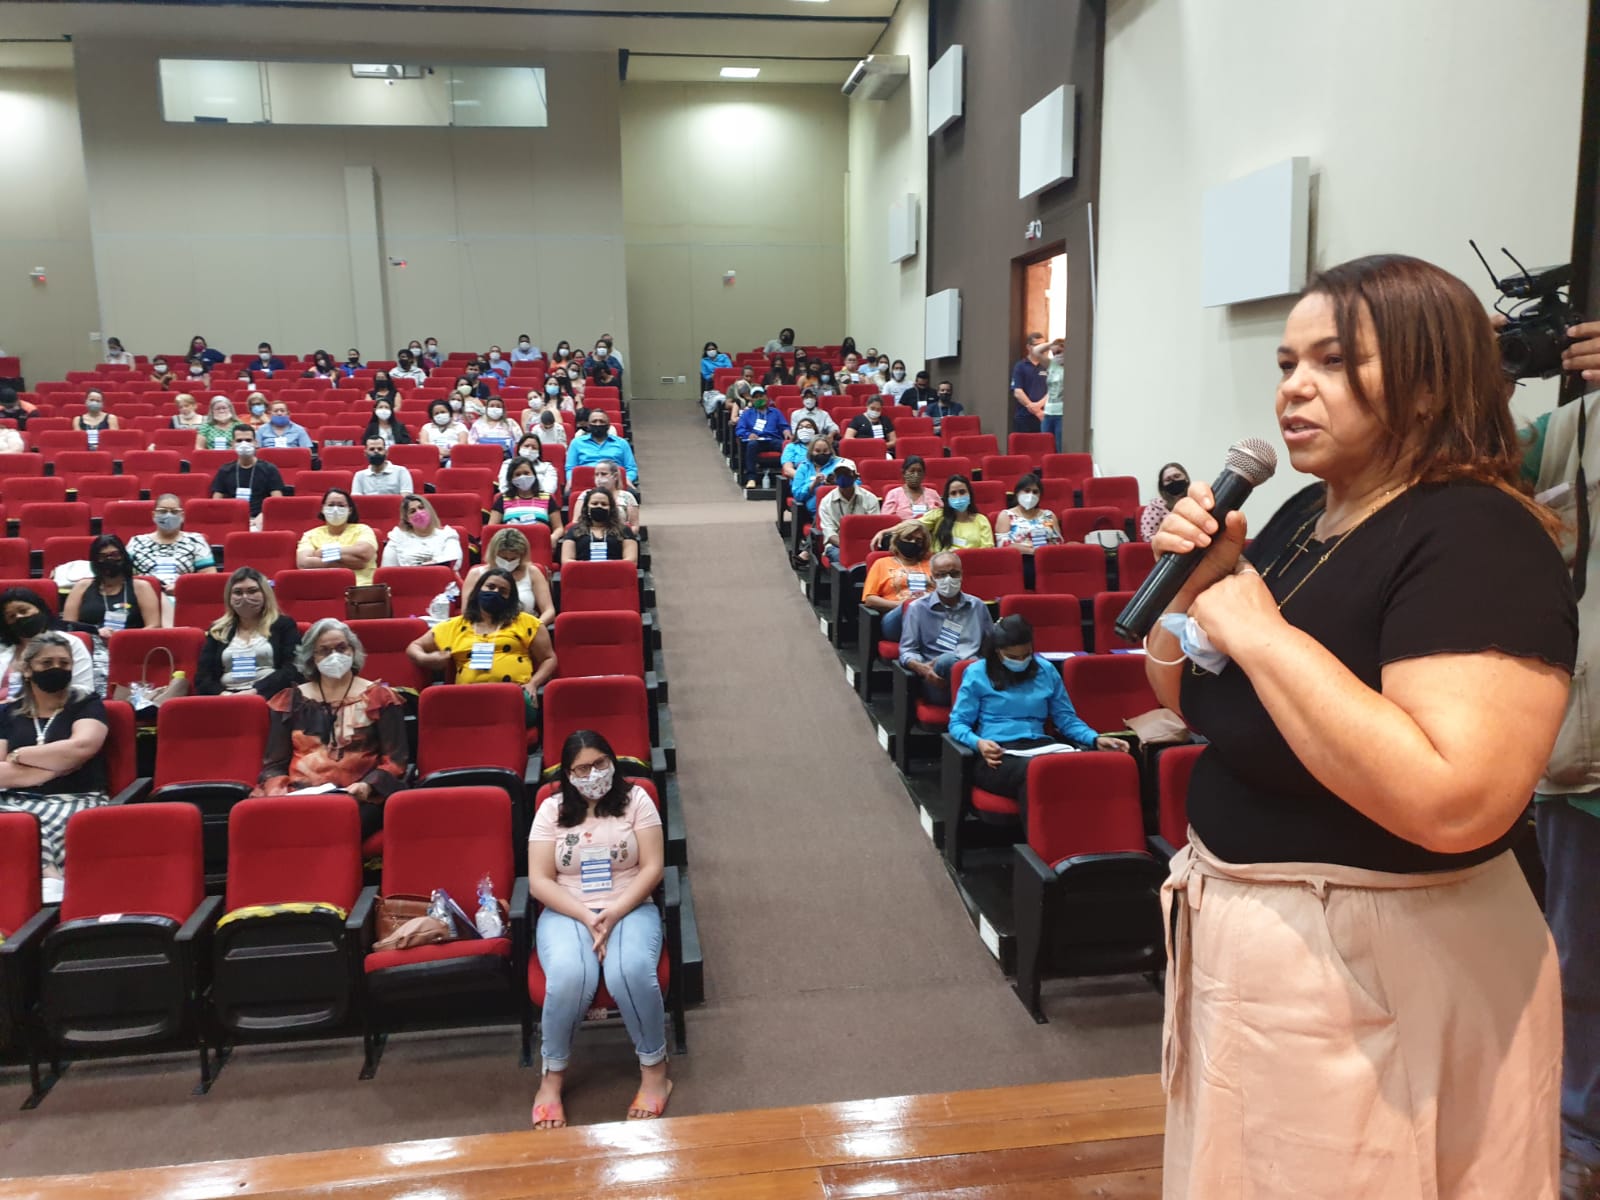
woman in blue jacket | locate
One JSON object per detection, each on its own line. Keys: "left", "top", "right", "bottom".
{"left": 699, "top": 341, "right": 732, "bottom": 392}
{"left": 948, "top": 615, "right": 1131, "bottom": 825}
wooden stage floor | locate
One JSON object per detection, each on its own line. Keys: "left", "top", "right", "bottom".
{"left": 3, "top": 1073, "right": 1165, "bottom": 1199}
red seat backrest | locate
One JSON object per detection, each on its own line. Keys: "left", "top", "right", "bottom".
{"left": 225, "top": 795, "right": 363, "bottom": 913}
{"left": 102, "top": 698, "right": 139, "bottom": 797}
{"left": 379, "top": 788, "right": 513, "bottom": 912}
{"left": 0, "top": 813, "right": 41, "bottom": 937}
{"left": 172, "top": 571, "right": 229, "bottom": 628}
{"left": 40, "top": 536, "right": 94, "bottom": 576}
{"left": 895, "top": 416, "right": 935, "bottom": 439}
{"left": 1158, "top": 743, "right": 1205, "bottom": 849}
{"left": 1008, "top": 433, "right": 1056, "bottom": 462}
{"left": 949, "top": 434, "right": 999, "bottom": 460}
{"left": 1060, "top": 506, "right": 1124, "bottom": 542}
{"left": 1042, "top": 453, "right": 1095, "bottom": 485}
{"left": 0, "top": 453, "right": 43, "bottom": 478}
{"left": 1026, "top": 752, "right": 1148, "bottom": 869}
{"left": 18, "top": 502, "right": 90, "bottom": 538}
{"left": 415, "top": 683, "right": 528, "bottom": 776}
{"left": 261, "top": 495, "right": 325, "bottom": 534}
{"left": 429, "top": 491, "right": 485, "bottom": 537}
{"left": 106, "top": 627, "right": 205, "bottom": 690}
{"left": 838, "top": 514, "right": 897, "bottom": 567}
{"left": 981, "top": 455, "right": 1032, "bottom": 487}
{"left": 955, "top": 546, "right": 1025, "bottom": 600}
{"left": 552, "top": 610, "right": 645, "bottom": 681}
{"left": 75, "top": 475, "right": 142, "bottom": 516}
{"left": 999, "top": 593, "right": 1084, "bottom": 654}
{"left": 0, "top": 539, "right": 28, "bottom": 576}
{"left": 372, "top": 566, "right": 458, "bottom": 621}
{"left": 185, "top": 498, "right": 251, "bottom": 545}
{"left": 222, "top": 530, "right": 298, "bottom": 578}
{"left": 1, "top": 476, "right": 67, "bottom": 506}
{"left": 923, "top": 457, "right": 972, "bottom": 491}
{"left": 968, "top": 480, "right": 1008, "bottom": 516}
{"left": 541, "top": 675, "right": 652, "bottom": 767}
{"left": 274, "top": 568, "right": 357, "bottom": 622}
{"left": 60, "top": 803, "right": 204, "bottom": 924}
{"left": 558, "top": 560, "right": 639, "bottom": 614}
{"left": 1092, "top": 591, "right": 1139, "bottom": 652}
{"left": 152, "top": 694, "right": 271, "bottom": 791}
{"left": 896, "top": 436, "right": 945, "bottom": 460}
{"left": 348, "top": 617, "right": 434, "bottom": 692}
{"left": 1059, "top": 654, "right": 1159, "bottom": 735}
{"left": 1117, "top": 541, "right": 1156, "bottom": 591}
{"left": 1084, "top": 475, "right": 1140, "bottom": 519}
{"left": 120, "top": 450, "right": 184, "bottom": 478}
{"left": 1034, "top": 544, "right": 1107, "bottom": 597}
{"left": 148, "top": 473, "right": 211, "bottom": 502}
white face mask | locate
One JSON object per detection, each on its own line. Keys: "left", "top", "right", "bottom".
{"left": 891, "top": 370, "right": 905, "bottom": 381}
{"left": 519, "top": 340, "right": 531, "bottom": 347}
{"left": 572, "top": 763, "right": 615, "bottom": 800}
{"left": 323, "top": 506, "right": 349, "bottom": 525}
{"left": 433, "top": 411, "right": 451, "bottom": 427}
{"left": 259, "top": 352, "right": 271, "bottom": 361}
{"left": 316, "top": 652, "right": 353, "bottom": 679}
{"left": 934, "top": 575, "right": 962, "bottom": 599}
{"left": 803, "top": 396, "right": 816, "bottom": 409}
{"left": 512, "top": 474, "right": 537, "bottom": 491}
{"left": 375, "top": 407, "right": 392, "bottom": 421}
{"left": 86, "top": 399, "right": 103, "bottom": 412}
{"left": 489, "top": 353, "right": 502, "bottom": 363}
{"left": 487, "top": 405, "right": 505, "bottom": 419}
{"left": 494, "top": 555, "right": 521, "bottom": 572}
{"left": 1017, "top": 492, "right": 1039, "bottom": 511}
{"left": 449, "top": 399, "right": 464, "bottom": 412}
{"left": 798, "top": 429, "right": 816, "bottom": 443}
{"left": 867, "top": 410, "right": 883, "bottom": 423}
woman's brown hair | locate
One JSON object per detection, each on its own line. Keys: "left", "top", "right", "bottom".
{"left": 1306, "top": 253, "right": 1558, "bottom": 538}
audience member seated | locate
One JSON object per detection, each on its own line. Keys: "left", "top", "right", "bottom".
{"left": 406, "top": 568, "right": 555, "bottom": 723}
{"left": 244, "top": 392, "right": 270, "bottom": 429}
{"left": 562, "top": 362, "right": 587, "bottom": 405}
{"left": 340, "top": 349, "right": 365, "bottom": 377}
{"left": 838, "top": 351, "right": 865, "bottom": 384}
{"left": 353, "top": 435, "right": 416, "bottom": 496}
{"left": 471, "top": 398, "right": 521, "bottom": 458}
{"left": 188, "top": 334, "right": 225, "bottom": 367}
{"left": 74, "top": 389, "right": 119, "bottom": 434}
{"left": 296, "top": 488, "right": 379, "bottom": 586}
{"left": 790, "top": 387, "right": 838, "bottom": 438}
{"left": 211, "top": 424, "right": 287, "bottom": 523}
{"left": 996, "top": 473, "right": 1063, "bottom": 587}
{"left": 1140, "top": 461, "right": 1191, "bottom": 542}
{"left": 882, "top": 455, "right": 942, "bottom": 521}
{"left": 303, "top": 349, "right": 340, "bottom": 380}
{"left": 492, "top": 456, "right": 565, "bottom": 537}
{"left": 102, "top": 335, "right": 135, "bottom": 367}
{"left": 0, "top": 631, "right": 110, "bottom": 897}
{"left": 420, "top": 338, "right": 442, "bottom": 368}
{"left": 898, "top": 551, "right": 993, "bottom": 704}
{"left": 262, "top": 398, "right": 314, "bottom": 449}
{"left": 197, "top": 396, "right": 247, "bottom": 450}
{"left": 565, "top": 410, "right": 639, "bottom": 485}
{"left": 485, "top": 346, "right": 512, "bottom": 381}
{"left": 63, "top": 536, "right": 160, "bottom": 664}
{"left": 0, "top": 385, "right": 35, "bottom": 427}
{"left": 763, "top": 356, "right": 794, "bottom": 387}
{"left": 170, "top": 392, "right": 204, "bottom": 433}
{"left": 587, "top": 341, "right": 623, "bottom": 387}
{"left": 815, "top": 465, "right": 880, "bottom": 569}
{"left": 381, "top": 495, "right": 464, "bottom": 572}
{"left": 195, "top": 566, "right": 302, "bottom": 698}
{"left": 0, "top": 589, "right": 94, "bottom": 697}
{"left": 256, "top": 619, "right": 407, "bottom": 839}
{"left": 947, "top": 615, "right": 1130, "bottom": 826}
{"left": 863, "top": 524, "right": 934, "bottom": 642}
{"left": 421, "top": 398, "right": 470, "bottom": 461}
{"left": 403, "top": 339, "right": 427, "bottom": 368}
{"left": 529, "top": 729, "right": 670, "bottom": 1129}
{"left": 391, "top": 348, "right": 426, "bottom": 385}
{"left": 128, "top": 494, "right": 218, "bottom": 598}
{"left": 498, "top": 435, "right": 558, "bottom": 492}
{"left": 253, "top": 342, "right": 287, "bottom": 374}
{"left": 842, "top": 395, "right": 897, "bottom": 450}
{"left": 763, "top": 327, "right": 797, "bottom": 356}
{"left": 560, "top": 487, "right": 639, "bottom": 566}
{"left": 789, "top": 436, "right": 857, "bottom": 563}
{"left": 364, "top": 398, "right": 414, "bottom": 447}
{"left": 922, "top": 380, "right": 964, "bottom": 432}
{"left": 880, "top": 475, "right": 995, "bottom": 554}
{"left": 592, "top": 462, "right": 640, "bottom": 530}
{"left": 700, "top": 341, "right": 732, "bottom": 393}
{"left": 149, "top": 358, "right": 177, "bottom": 389}
{"left": 184, "top": 359, "right": 212, "bottom": 389}
{"left": 895, "top": 369, "right": 936, "bottom": 412}
{"left": 784, "top": 417, "right": 821, "bottom": 479}
{"left": 512, "top": 334, "right": 543, "bottom": 363}
{"left": 529, "top": 407, "right": 569, "bottom": 447}
{"left": 368, "top": 371, "right": 401, "bottom": 411}
{"left": 734, "top": 389, "right": 788, "bottom": 489}
{"left": 467, "top": 528, "right": 555, "bottom": 625}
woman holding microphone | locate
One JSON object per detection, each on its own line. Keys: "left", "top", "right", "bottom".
{"left": 1146, "top": 254, "right": 1575, "bottom": 1197}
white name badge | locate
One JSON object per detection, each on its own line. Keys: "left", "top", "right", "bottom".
{"left": 231, "top": 650, "right": 257, "bottom": 678}
{"left": 262, "top": 433, "right": 278, "bottom": 449}
{"left": 579, "top": 845, "right": 613, "bottom": 894}
{"left": 320, "top": 543, "right": 341, "bottom": 563}
{"left": 870, "top": 424, "right": 883, "bottom": 438}
{"left": 103, "top": 607, "right": 129, "bottom": 632}
{"left": 6, "top": 672, "right": 21, "bottom": 700}
{"left": 212, "top": 436, "right": 229, "bottom": 450}
{"left": 588, "top": 540, "right": 608, "bottom": 561}
{"left": 152, "top": 561, "right": 180, "bottom": 586}
{"left": 906, "top": 572, "right": 927, "bottom": 594}
{"left": 86, "top": 428, "right": 100, "bottom": 449}
{"left": 911, "top": 504, "right": 927, "bottom": 516}
{"left": 1031, "top": 529, "right": 1050, "bottom": 547}
{"left": 934, "top": 618, "right": 962, "bottom": 652}
{"left": 236, "top": 486, "right": 253, "bottom": 502}
{"left": 468, "top": 641, "right": 496, "bottom": 672}
{"left": 753, "top": 418, "right": 767, "bottom": 433}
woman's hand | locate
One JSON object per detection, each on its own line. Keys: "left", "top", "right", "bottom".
{"left": 1562, "top": 321, "right": 1600, "bottom": 382}
{"left": 1150, "top": 480, "right": 1249, "bottom": 608}
{"left": 1186, "top": 564, "right": 1285, "bottom": 662}
{"left": 976, "top": 738, "right": 1004, "bottom": 767}
{"left": 584, "top": 908, "right": 609, "bottom": 960}
{"left": 347, "top": 781, "right": 373, "bottom": 803}
{"left": 1094, "top": 736, "right": 1132, "bottom": 753}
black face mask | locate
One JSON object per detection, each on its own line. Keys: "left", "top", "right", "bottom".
{"left": 588, "top": 426, "right": 608, "bottom": 438}
{"left": 810, "top": 452, "right": 830, "bottom": 465}
{"left": 894, "top": 539, "right": 924, "bottom": 559}
{"left": 29, "top": 666, "right": 72, "bottom": 695}
{"left": 937, "top": 392, "right": 953, "bottom": 403}
{"left": 587, "top": 507, "right": 611, "bottom": 523}
{"left": 9, "top": 612, "right": 47, "bottom": 640}
{"left": 477, "top": 590, "right": 509, "bottom": 616}
{"left": 91, "top": 556, "right": 124, "bottom": 580}
{"left": 1161, "top": 477, "right": 1190, "bottom": 500}
{"left": 367, "top": 451, "right": 387, "bottom": 467}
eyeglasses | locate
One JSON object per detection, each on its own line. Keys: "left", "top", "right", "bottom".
{"left": 568, "top": 760, "right": 612, "bottom": 779}
{"left": 313, "top": 643, "right": 353, "bottom": 658}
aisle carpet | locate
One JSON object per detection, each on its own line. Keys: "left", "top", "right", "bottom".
{"left": 2, "top": 397, "right": 1160, "bottom": 1178}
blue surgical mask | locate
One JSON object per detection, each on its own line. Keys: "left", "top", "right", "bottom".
{"left": 948, "top": 494, "right": 971, "bottom": 512}
{"left": 1000, "top": 654, "right": 1032, "bottom": 674}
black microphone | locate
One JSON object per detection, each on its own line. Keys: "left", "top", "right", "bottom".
{"left": 1114, "top": 438, "right": 1278, "bottom": 642}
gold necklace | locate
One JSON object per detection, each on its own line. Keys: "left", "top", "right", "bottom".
{"left": 1262, "top": 486, "right": 1404, "bottom": 611}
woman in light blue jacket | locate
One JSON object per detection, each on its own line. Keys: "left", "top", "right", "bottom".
{"left": 699, "top": 341, "right": 732, "bottom": 392}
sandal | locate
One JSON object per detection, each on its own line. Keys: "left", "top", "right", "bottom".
{"left": 627, "top": 1079, "right": 673, "bottom": 1121}
{"left": 531, "top": 1101, "right": 566, "bottom": 1130}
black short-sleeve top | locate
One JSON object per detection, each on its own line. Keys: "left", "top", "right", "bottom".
{"left": 0, "top": 692, "right": 109, "bottom": 795}
{"left": 1180, "top": 480, "right": 1577, "bottom": 873}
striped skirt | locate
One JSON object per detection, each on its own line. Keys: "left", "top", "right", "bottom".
{"left": 0, "top": 790, "right": 111, "bottom": 871}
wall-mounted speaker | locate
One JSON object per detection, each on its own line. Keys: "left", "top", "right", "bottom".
{"left": 1200, "top": 156, "right": 1311, "bottom": 307}
{"left": 1018, "top": 85, "right": 1076, "bottom": 200}
{"left": 928, "top": 45, "right": 964, "bottom": 135}
{"left": 888, "top": 193, "right": 920, "bottom": 263}
{"left": 925, "top": 288, "right": 962, "bottom": 359}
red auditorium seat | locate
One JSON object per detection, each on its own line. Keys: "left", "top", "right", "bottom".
{"left": 1116, "top": 542, "right": 1156, "bottom": 591}
{"left": 348, "top": 618, "right": 434, "bottom": 693}
{"left": 222, "top": 530, "right": 298, "bottom": 577}
{"left": 0, "top": 812, "right": 49, "bottom": 1104}
{"left": 74, "top": 474, "right": 142, "bottom": 516}
{"left": 40, "top": 536, "right": 95, "bottom": 577}
{"left": 183, "top": 498, "right": 251, "bottom": 547}
{"left": 1154, "top": 742, "right": 1204, "bottom": 859}
{"left": 1083, "top": 476, "right": 1141, "bottom": 521}
{"left": 100, "top": 500, "right": 154, "bottom": 545}
{"left": 106, "top": 627, "right": 205, "bottom": 698}
{"left": 999, "top": 593, "right": 1085, "bottom": 655}
{"left": 52, "top": 451, "right": 117, "bottom": 483}
{"left": 1059, "top": 506, "right": 1124, "bottom": 543}
{"left": 148, "top": 473, "right": 212, "bottom": 502}
{"left": 172, "top": 571, "right": 230, "bottom": 628}
{"left": 1059, "top": 654, "right": 1158, "bottom": 737}
{"left": 372, "top": 565, "right": 457, "bottom": 620}
{"left": 553, "top": 608, "right": 653, "bottom": 683}
{"left": 980, "top": 455, "right": 1032, "bottom": 486}
{"left": 1, "top": 477, "right": 67, "bottom": 507}
{"left": 0, "top": 454, "right": 43, "bottom": 478}
{"left": 896, "top": 436, "right": 945, "bottom": 460}
{"left": 1042, "top": 453, "right": 1095, "bottom": 484}
{"left": 1091, "top": 592, "right": 1139, "bottom": 653}
{"left": 274, "top": 568, "right": 357, "bottom": 623}
{"left": 538, "top": 675, "right": 661, "bottom": 789}
{"left": 949, "top": 434, "right": 999, "bottom": 460}
{"left": 261, "top": 495, "right": 325, "bottom": 533}
{"left": 1008, "top": 433, "right": 1057, "bottom": 464}
{"left": 557, "top": 559, "right": 641, "bottom": 613}
{"left": 954, "top": 546, "right": 1025, "bottom": 601}
{"left": 922, "top": 456, "right": 973, "bottom": 492}
{"left": 121, "top": 450, "right": 184, "bottom": 479}
{"left": 0, "top": 539, "right": 28, "bottom": 576}
{"left": 17, "top": 502, "right": 90, "bottom": 542}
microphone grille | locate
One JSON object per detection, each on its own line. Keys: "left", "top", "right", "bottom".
{"left": 1225, "top": 438, "right": 1278, "bottom": 486}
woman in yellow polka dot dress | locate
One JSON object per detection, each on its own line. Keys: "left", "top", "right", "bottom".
{"left": 405, "top": 568, "right": 556, "bottom": 724}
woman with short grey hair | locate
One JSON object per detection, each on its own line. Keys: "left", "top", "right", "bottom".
{"left": 0, "top": 632, "right": 112, "bottom": 896}
{"left": 256, "top": 619, "right": 405, "bottom": 838}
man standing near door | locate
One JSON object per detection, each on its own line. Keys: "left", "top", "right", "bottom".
{"left": 1009, "top": 332, "right": 1047, "bottom": 434}
{"left": 1042, "top": 337, "right": 1066, "bottom": 452}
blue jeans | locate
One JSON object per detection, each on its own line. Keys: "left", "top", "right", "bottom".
{"left": 1040, "top": 413, "right": 1063, "bottom": 452}
{"left": 823, "top": 542, "right": 842, "bottom": 568}
{"left": 911, "top": 651, "right": 960, "bottom": 704}
{"left": 881, "top": 605, "right": 904, "bottom": 642}
{"left": 535, "top": 902, "right": 666, "bottom": 1074}
{"left": 1537, "top": 798, "right": 1600, "bottom": 1166}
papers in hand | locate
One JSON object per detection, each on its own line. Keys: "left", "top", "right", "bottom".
{"left": 286, "top": 783, "right": 342, "bottom": 795}
{"left": 1002, "top": 743, "right": 1079, "bottom": 759}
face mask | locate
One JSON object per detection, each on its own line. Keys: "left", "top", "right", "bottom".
{"left": 867, "top": 410, "right": 882, "bottom": 422}
{"left": 512, "top": 474, "right": 537, "bottom": 491}
{"left": 878, "top": 362, "right": 890, "bottom": 371}
{"left": 934, "top": 575, "right": 962, "bottom": 599}
{"left": 810, "top": 452, "right": 830, "bottom": 465}
{"left": 594, "top": 350, "right": 607, "bottom": 361}
{"left": 572, "top": 763, "right": 615, "bottom": 800}
{"left": 367, "top": 451, "right": 387, "bottom": 467}
{"left": 489, "top": 353, "right": 502, "bottom": 363}
{"left": 29, "top": 667, "right": 72, "bottom": 695}
{"left": 190, "top": 367, "right": 205, "bottom": 377}
{"left": 154, "top": 364, "right": 168, "bottom": 374}
{"left": 891, "top": 370, "right": 905, "bottom": 381}
{"left": 250, "top": 403, "right": 266, "bottom": 416}
{"left": 92, "top": 556, "right": 124, "bottom": 579}
{"left": 270, "top": 414, "right": 290, "bottom": 428}
{"left": 938, "top": 392, "right": 953, "bottom": 403}
{"left": 323, "top": 506, "right": 349, "bottom": 525}
{"left": 259, "top": 352, "right": 271, "bottom": 362}
{"left": 316, "top": 652, "right": 352, "bottom": 679}
{"left": 494, "top": 555, "right": 521, "bottom": 572}
{"left": 820, "top": 374, "right": 834, "bottom": 384}
{"left": 569, "top": 371, "right": 582, "bottom": 381}
{"left": 802, "top": 396, "right": 817, "bottom": 409}
{"left": 1000, "top": 654, "right": 1032, "bottom": 674}
{"left": 798, "top": 429, "right": 816, "bottom": 444}
{"left": 9, "top": 613, "right": 46, "bottom": 640}
{"left": 948, "top": 494, "right": 971, "bottom": 513}
{"left": 86, "top": 399, "right": 104, "bottom": 413}
{"left": 348, "top": 355, "right": 360, "bottom": 363}
{"left": 1161, "top": 478, "right": 1190, "bottom": 500}
{"left": 407, "top": 510, "right": 431, "bottom": 531}
{"left": 753, "top": 399, "right": 767, "bottom": 411}
{"left": 487, "top": 406, "right": 505, "bottom": 419}
{"left": 426, "top": 342, "right": 437, "bottom": 351}
{"left": 589, "top": 426, "right": 608, "bottom": 439}
{"left": 432, "top": 411, "right": 452, "bottom": 427}
{"left": 546, "top": 384, "right": 561, "bottom": 396}
{"left": 375, "top": 407, "right": 392, "bottom": 421}
{"left": 236, "top": 443, "right": 256, "bottom": 458}
{"left": 519, "top": 340, "right": 531, "bottom": 347}
{"left": 477, "top": 589, "right": 509, "bottom": 616}
{"left": 233, "top": 592, "right": 264, "bottom": 614}
{"left": 894, "top": 539, "right": 923, "bottom": 559}
{"left": 1018, "top": 492, "right": 1039, "bottom": 511}
{"left": 587, "top": 506, "right": 610, "bottom": 523}
{"left": 153, "top": 511, "right": 183, "bottom": 533}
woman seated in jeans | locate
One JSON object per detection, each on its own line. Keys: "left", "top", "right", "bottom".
{"left": 529, "top": 730, "right": 669, "bottom": 1130}
{"left": 947, "top": 615, "right": 1130, "bottom": 826}
{"left": 862, "top": 522, "right": 932, "bottom": 642}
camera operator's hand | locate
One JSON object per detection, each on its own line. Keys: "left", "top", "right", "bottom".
{"left": 1562, "top": 322, "right": 1600, "bottom": 382}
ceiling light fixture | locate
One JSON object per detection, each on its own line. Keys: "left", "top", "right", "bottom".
{"left": 719, "top": 66, "right": 761, "bottom": 79}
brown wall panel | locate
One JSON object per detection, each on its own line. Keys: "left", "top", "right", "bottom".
{"left": 927, "top": 0, "right": 1104, "bottom": 450}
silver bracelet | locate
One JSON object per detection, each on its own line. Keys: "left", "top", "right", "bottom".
{"left": 1142, "top": 630, "right": 1186, "bottom": 668}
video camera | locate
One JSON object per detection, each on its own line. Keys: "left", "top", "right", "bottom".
{"left": 1472, "top": 241, "right": 1582, "bottom": 384}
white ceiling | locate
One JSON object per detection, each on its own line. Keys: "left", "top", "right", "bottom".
{"left": 1, "top": 0, "right": 895, "bottom": 75}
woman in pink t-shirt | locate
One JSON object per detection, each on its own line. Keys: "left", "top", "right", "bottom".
{"left": 528, "top": 730, "right": 668, "bottom": 1129}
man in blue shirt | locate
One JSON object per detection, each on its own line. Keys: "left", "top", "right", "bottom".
{"left": 923, "top": 381, "right": 965, "bottom": 434}
{"left": 339, "top": 349, "right": 364, "bottom": 377}
{"left": 898, "top": 552, "right": 994, "bottom": 704}
{"left": 1009, "top": 334, "right": 1047, "bottom": 434}
{"left": 511, "top": 335, "right": 543, "bottom": 363}
{"left": 586, "top": 342, "right": 624, "bottom": 390}
{"left": 253, "top": 342, "right": 287, "bottom": 376}
{"left": 734, "top": 388, "right": 789, "bottom": 488}
{"left": 565, "top": 411, "right": 639, "bottom": 485}
{"left": 259, "top": 399, "right": 314, "bottom": 450}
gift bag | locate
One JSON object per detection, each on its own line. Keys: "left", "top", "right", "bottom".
{"left": 112, "top": 644, "right": 192, "bottom": 714}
